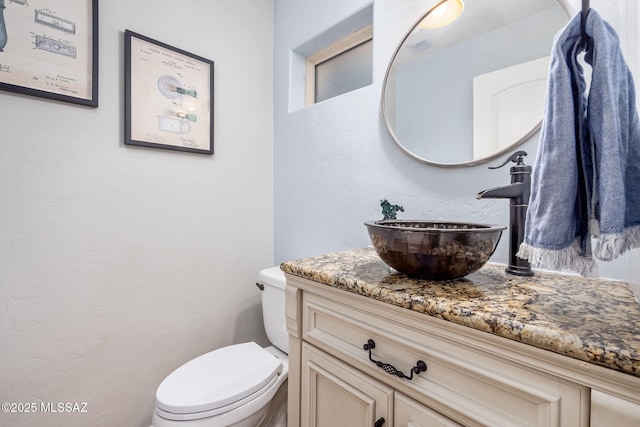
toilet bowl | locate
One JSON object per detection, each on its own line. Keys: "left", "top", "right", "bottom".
{"left": 151, "top": 267, "right": 288, "bottom": 427}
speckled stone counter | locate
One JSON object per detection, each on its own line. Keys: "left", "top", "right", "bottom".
{"left": 281, "top": 247, "right": 640, "bottom": 378}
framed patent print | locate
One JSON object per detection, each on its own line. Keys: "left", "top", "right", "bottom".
{"left": 0, "top": 0, "right": 98, "bottom": 107}
{"left": 124, "top": 30, "right": 214, "bottom": 155}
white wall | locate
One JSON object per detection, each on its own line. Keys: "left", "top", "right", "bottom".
{"left": 274, "top": 0, "right": 639, "bottom": 296}
{"left": 0, "top": 1, "right": 273, "bottom": 426}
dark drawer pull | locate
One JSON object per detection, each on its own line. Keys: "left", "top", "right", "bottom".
{"left": 363, "top": 339, "right": 427, "bottom": 381}
{"left": 374, "top": 417, "right": 385, "bottom": 427}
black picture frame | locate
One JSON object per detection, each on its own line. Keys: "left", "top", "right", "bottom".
{"left": 124, "top": 30, "right": 214, "bottom": 155}
{"left": 0, "top": 0, "right": 99, "bottom": 107}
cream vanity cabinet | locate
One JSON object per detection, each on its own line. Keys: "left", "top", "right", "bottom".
{"left": 285, "top": 273, "right": 640, "bottom": 427}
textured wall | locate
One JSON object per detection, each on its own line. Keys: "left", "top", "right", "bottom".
{"left": 274, "top": 0, "right": 639, "bottom": 297}
{"left": 0, "top": 1, "right": 273, "bottom": 426}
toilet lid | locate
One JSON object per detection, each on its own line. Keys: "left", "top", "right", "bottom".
{"left": 156, "top": 342, "right": 282, "bottom": 415}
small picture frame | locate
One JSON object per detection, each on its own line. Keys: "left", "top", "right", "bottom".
{"left": 124, "top": 30, "right": 214, "bottom": 155}
{"left": 0, "top": 0, "right": 99, "bottom": 107}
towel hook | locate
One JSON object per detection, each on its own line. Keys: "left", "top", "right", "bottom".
{"left": 581, "top": 0, "right": 589, "bottom": 37}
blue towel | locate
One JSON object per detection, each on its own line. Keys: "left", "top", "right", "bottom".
{"left": 517, "top": 10, "right": 640, "bottom": 276}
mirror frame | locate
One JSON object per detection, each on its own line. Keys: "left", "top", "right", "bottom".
{"left": 381, "top": 0, "right": 572, "bottom": 167}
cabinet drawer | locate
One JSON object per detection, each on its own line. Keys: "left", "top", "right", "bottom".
{"left": 303, "top": 292, "right": 588, "bottom": 427}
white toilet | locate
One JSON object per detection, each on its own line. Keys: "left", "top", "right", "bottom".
{"left": 151, "top": 267, "right": 288, "bottom": 427}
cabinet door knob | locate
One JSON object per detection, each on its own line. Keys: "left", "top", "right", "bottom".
{"left": 374, "top": 417, "right": 385, "bottom": 427}
{"left": 363, "top": 339, "right": 427, "bottom": 380}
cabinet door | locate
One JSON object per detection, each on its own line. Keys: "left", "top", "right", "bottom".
{"left": 301, "top": 343, "right": 394, "bottom": 427}
{"left": 395, "top": 393, "right": 462, "bottom": 427}
{"left": 591, "top": 390, "right": 640, "bottom": 427}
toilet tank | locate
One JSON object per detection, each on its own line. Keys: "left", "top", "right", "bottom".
{"left": 258, "top": 266, "right": 288, "bottom": 354}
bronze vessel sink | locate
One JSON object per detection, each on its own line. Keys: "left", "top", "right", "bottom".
{"left": 365, "top": 220, "right": 506, "bottom": 280}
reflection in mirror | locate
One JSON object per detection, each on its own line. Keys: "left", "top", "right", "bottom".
{"left": 382, "top": 0, "right": 570, "bottom": 167}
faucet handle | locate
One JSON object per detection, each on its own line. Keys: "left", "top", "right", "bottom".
{"left": 489, "top": 150, "right": 528, "bottom": 169}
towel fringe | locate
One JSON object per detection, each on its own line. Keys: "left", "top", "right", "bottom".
{"left": 517, "top": 241, "right": 598, "bottom": 277}
{"left": 593, "top": 225, "right": 640, "bottom": 261}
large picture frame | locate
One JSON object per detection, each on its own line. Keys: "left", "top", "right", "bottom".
{"left": 0, "top": 0, "right": 98, "bottom": 107}
{"left": 125, "top": 30, "right": 214, "bottom": 155}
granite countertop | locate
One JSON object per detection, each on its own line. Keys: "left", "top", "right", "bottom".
{"left": 281, "top": 247, "right": 640, "bottom": 378}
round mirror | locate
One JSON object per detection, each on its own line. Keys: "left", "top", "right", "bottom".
{"left": 382, "top": 0, "right": 571, "bottom": 167}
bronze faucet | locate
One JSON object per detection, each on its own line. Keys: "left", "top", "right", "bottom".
{"left": 476, "top": 151, "right": 533, "bottom": 276}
